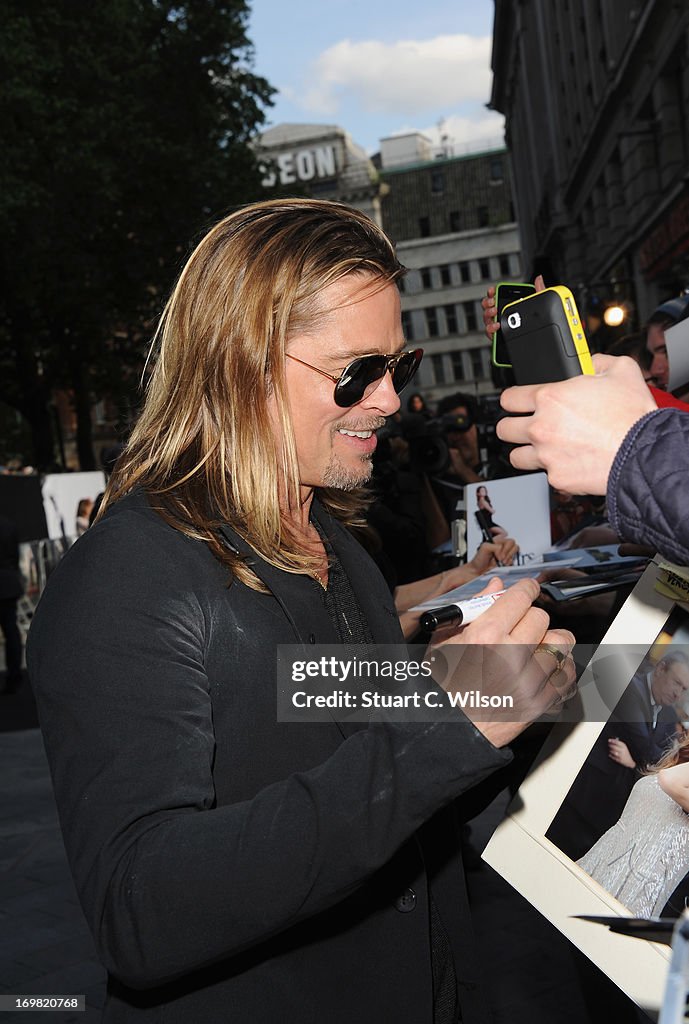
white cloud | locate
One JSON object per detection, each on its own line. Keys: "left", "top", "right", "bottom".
{"left": 300, "top": 34, "right": 495, "bottom": 116}
{"left": 420, "top": 112, "right": 505, "bottom": 149}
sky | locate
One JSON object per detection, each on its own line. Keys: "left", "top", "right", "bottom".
{"left": 246, "top": 0, "right": 505, "bottom": 156}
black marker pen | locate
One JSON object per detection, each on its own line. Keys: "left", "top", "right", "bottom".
{"left": 419, "top": 589, "right": 507, "bottom": 632}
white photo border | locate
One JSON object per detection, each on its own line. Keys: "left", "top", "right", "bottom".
{"left": 483, "top": 562, "right": 683, "bottom": 1020}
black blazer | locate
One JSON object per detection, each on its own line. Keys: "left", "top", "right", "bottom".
{"left": 27, "top": 490, "right": 509, "bottom": 1023}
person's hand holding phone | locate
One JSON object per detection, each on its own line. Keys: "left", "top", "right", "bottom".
{"left": 482, "top": 275, "right": 545, "bottom": 345}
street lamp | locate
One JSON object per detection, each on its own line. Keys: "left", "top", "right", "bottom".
{"left": 603, "top": 303, "right": 626, "bottom": 328}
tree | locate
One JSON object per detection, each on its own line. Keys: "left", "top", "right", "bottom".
{"left": 0, "top": 0, "right": 274, "bottom": 468}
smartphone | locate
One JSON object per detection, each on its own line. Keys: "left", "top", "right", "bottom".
{"left": 492, "top": 282, "right": 536, "bottom": 367}
{"left": 499, "top": 286, "right": 594, "bottom": 384}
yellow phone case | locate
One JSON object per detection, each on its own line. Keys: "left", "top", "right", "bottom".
{"left": 500, "top": 286, "right": 594, "bottom": 384}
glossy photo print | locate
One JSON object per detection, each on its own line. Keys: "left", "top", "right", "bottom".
{"left": 483, "top": 565, "right": 689, "bottom": 1019}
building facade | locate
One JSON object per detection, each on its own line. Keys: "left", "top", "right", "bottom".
{"left": 258, "top": 123, "right": 383, "bottom": 225}
{"left": 379, "top": 141, "right": 522, "bottom": 404}
{"left": 490, "top": 0, "right": 689, "bottom": 327}
{"left": 258, "top": 123, "right": 526, "bottom": 404}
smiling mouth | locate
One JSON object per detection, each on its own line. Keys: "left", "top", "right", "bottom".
{"left": 337, "top": 429, "right": 374, "bottom": 439}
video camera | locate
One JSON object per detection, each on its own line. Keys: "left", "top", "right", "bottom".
{"left": 385, "top": 397, "right": 509, "bottom": 478}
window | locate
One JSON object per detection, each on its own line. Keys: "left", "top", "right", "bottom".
{"left": 401, "top": 310, "right": 414, "bottom": 342}
{"left": 431, "top": 353, "right": 446, "bottom": 384}
{"left": 444, "top": 305, "right": 458, "bottom": 334}
{"left": 439, "top": 264, "right": 451, "bottom": 286}
{"left": 478, "top": 206, "right": 489, "bottom": 227}
{"left": 421, "top": 267, "right": 432, "bottom": 289}
{"left": 450, "top": 352, "right": 465, "bottom": 381}
{"left": 463, "top": 301, "right": 477, "bottom": 332}
{"left": 425, "top": 308, "right": 439, "bottom": 338}
{"left": 479, "top": 259, "right": 490, "bottom": 280}
{"left": 499, "top": 254, "right": 510, "bottom": 276}
{"left": 470, "top": 347, "right": 485, "bottom": 379}
{"left": 449, "top": 210, "right": 461, "bottom": 232}
{"left": 490, "top": 157, "right": 503, "bottom": 182}
{"left": 419, "top": 216, "right": 430, "bottom": 237}
{"left": 459, "top": 261, "right": 471, "bottom": 283}
{"left": 431, "top": 169, "right": 445, "bottom": 194}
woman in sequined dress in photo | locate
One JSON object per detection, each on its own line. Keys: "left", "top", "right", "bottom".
{"left": 577, "top": 735, "right": 689, "bottom": 918}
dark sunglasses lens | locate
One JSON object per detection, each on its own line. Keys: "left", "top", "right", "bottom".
{"left": 392, "top": 350, "right": 422, "bottom": 393}
{"left": 334, "top": 355, "right": 388, "bottom": 407}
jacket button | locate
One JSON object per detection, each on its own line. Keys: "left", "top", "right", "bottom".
{"left": 308, "top": 633, "right": 316, "bottom": 644}
{"left": 395, "top": 888, "right": 416, "bottom": 913}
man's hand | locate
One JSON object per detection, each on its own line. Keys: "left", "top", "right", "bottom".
{"left": 608, "top": 737, "right": 636, "bottom": 769}
{"left": 481, "top": 275, "right": 545, "bottom": 341}
{"left": 467, "top": 538, "right": 518, "bottom": 576}
{"left": 431, "top": 578, "right": 576, "bottom": 747}
{"left": 497, "top": 354, "right": 657, "bottom": 494}
{"left": 482, "top": 285, "right": 499, "bottom": 341}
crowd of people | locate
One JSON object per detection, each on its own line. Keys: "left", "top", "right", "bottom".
{"left": 2, "top": 197, "right": 689, "bottom": 1022}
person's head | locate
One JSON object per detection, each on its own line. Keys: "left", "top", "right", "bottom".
{"left": 436, "top": 392, "right": 480, "bottom": 466}
{"left": 650, "top": 650, "right": 689, "bottom": 706}
{"left": 645, "top": 293, "right": 689, "bottom": 390}
{"left": 76, "top": 498, "right": 93, "bottom": 519}
{"left": 407, "top": 392, "right": 426, "bottom": 414}
{"left": 105, "top": 198, "right": 419, "bottom": 586}
{"left": 607, "top": 333, "right": 655, "bottom": 385}
{"left": 477, "top": 485, "right": 488, "bottom": 503}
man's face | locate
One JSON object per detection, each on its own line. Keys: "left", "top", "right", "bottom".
{"left": 279, "top": 276, "right": 405, "bottom": 493}
{"left": 651, "top": 659, "right": 689, "bottom": 706}
{"left": 447, "top": 407, "right": 480, "bottom": 467}
{"left": 647, "top": 323, "right": 669, "bottom": 390}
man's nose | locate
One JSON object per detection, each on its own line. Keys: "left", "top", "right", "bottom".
{"left": 363, "top": 370, "right": 401, "bottom": 416}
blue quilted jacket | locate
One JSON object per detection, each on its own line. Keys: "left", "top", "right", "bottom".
{"left": 608, "top": 408, "right": 689, "bottom": 564}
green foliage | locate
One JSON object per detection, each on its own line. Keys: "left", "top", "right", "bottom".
{"left": 0, "top": 0, "right": 274, "bottom": 467}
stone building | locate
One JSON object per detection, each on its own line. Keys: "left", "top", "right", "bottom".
{"left": 259, "top": 124, "right": 527, "bottom": 403}
{"left": 257, "top": 123, "right": 383, "bottom": 225}
{"left": 490, "top": 0, "right": 689, "bottom": 326}
{"left": 379, "top": 136, "right": 523, "bottom": 403}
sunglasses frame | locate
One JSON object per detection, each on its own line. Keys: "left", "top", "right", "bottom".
{"left": 286, "top": 348, "right": 424, "bottom": 408}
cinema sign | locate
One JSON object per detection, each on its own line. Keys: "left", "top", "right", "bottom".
{"left": 261, "top": 145, "right": 338, "bottom": 187}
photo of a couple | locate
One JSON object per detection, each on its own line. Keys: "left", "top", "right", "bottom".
{"left": 547, "top": 605, "right": 689, "bottom": 918}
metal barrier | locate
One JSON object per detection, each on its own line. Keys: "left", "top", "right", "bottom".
{"left": 16, "top": 536, "right": 77, "bottom": 639}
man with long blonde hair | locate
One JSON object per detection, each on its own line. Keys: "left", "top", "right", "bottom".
{"left": 28, "top": 199, "right": 575, "bottom": 1023}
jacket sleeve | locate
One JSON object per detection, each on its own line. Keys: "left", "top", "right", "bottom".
{"left": 27, "top": 510, "right": 510, "bottom": 990}
{"left": 607, "top": 407, "right": 689, "bottom": 564}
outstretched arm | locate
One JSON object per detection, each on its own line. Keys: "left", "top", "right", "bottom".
{"left": 658, "top": 762, "right": 689, "bottom": 813}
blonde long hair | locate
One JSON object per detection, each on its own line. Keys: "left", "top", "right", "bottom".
{"left": 649, "top": 733, "right": 689, "bottom": 774}
{"left": 102, "top": 198, "right": 405, "bottom": 589}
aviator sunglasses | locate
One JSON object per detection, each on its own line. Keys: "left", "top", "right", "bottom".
{"left": 286, "top": 348, "right": 424, "bottom": 408}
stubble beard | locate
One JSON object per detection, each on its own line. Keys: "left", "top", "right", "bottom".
{"left": 321, "top": 417, "right": 385, "bottom": 491}
{"left": 322, "top": 452, "right": 374, "bottom": 491}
